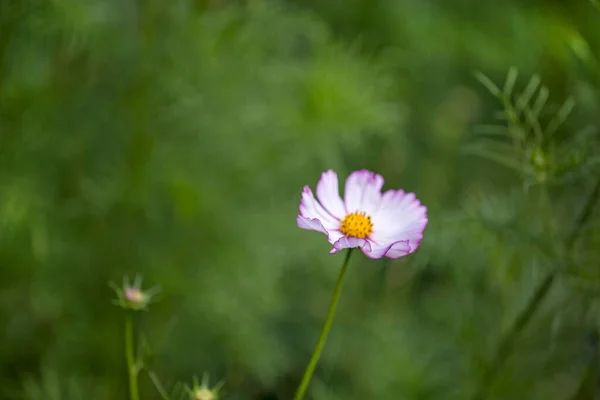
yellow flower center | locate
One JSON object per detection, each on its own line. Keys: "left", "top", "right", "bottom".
{"left": 340, "top": 212, "right": 373, "bottom": 239}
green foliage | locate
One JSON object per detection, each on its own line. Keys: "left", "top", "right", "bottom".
{"left": 1, "top": 0, "right": 600, "bottom": 399}
{"left": 21, "top": 368, "right": 111, "bottom": 400}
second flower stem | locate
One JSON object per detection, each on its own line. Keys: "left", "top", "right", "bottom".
{"left": 471, "top": 175, "right": 600, "bottom": 400}
{"left": 125, "top": 313, "right": 140, "bottom": 400}
{"left": 293, "top": 248, "right": 354, "bottom": 400}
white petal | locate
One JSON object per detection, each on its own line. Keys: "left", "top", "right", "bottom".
{"left": 362, "top": 239, "right": 411, "bottom": 259}
{"left": 370, "top": 189, "right": 428, "bottom": 255}
{"left": 296, "top": 215, "right": 328, "bottom": 234}
{"left": 344, "top": 170, "right": 384, "bottom": 215}
{"left": 316, "top": 170, "right": 347, "bottom": 219}
{"left": 331, "top": 236, "right": 372, "bottom": 253}
{"left": 299, "top": 186, "right": 340, "bottom": 230}
{"left": 297, "top": 216, "right": 345, "bottom": 250}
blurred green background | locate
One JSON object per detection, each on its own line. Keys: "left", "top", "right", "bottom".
{"left": 1, "top": 0, "right": 600, "bottom": 399}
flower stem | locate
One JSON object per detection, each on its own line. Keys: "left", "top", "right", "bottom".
{"left": 125, "top": 313, "right": 140, "bottom": 400}
{"left": 471, "top": 272, "right": 556, "bottom": 400}
{"left": 471, "top": 176, "right": 600, "bottom": 400}
{"left": 293, "top": 248, "right": 354, "bottom": 400}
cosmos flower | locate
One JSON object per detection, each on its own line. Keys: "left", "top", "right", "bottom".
{"left": 296, "top": 170, "right": 428, "bottom": 259}
{"left": 110, "top": 275, "right": 161, "bottom": 311}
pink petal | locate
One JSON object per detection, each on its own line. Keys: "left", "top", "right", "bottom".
{"left": 326, "top": 229, "right": 344, "bottom": 246}
{"left": 299, "top": 186, "right": 340, "bottom": 230}
{"left": 296, "top": 215, "right": 328, "bottom": 234}
{"left": 344, "top": 170, "right": 384, "bottom": 215}
{"left": 330, "top": 236, "right": 372, "bottom": 254}
{"left": 316, "top": 170, "right": 346, "bottom": 219}
{"left": 370, "top": 189, "right": 428, "bottom": 255}
{"left": 362, "top": 239, "right": 411, "bottom": 259}
{"left": 297, "top": 216, "right": 345, "bottom": 247}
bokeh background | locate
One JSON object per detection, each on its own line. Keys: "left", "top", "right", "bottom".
{"left": 1, "top": 0, "right": 600, "bottom": 399}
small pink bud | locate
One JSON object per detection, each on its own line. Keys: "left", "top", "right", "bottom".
{"left": 125, "top": 287, "right": 145, "bottom": 304}
{"left": 110, "top": 275, "right": 160, "bottom": 311}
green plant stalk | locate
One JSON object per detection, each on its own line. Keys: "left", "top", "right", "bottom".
{"left": 126, "top": 313, "right": 140, "bottom": 400}
{"left": 293, "top": 248, "right": 354, "bottom": 400}
{"left": 471, "top": 175, "right": 600, "bottom": 400}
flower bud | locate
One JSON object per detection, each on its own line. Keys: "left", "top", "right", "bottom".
{"left": 186, "top": 374, "right": 223, "bottom": 400}
{"left": 125, "top": 287, "right": 146, "bottom": 305}
{"left": 110, "top": 275, "right": 160, "bottom": 311}
{"left": 193, "top": 388, "right": 216, "bottom": 400}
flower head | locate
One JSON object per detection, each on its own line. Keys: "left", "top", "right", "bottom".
{"left": 125, "top": 287, "right": 146, "bottom": 304}
{"left": 297, "top": 170, "right": 428, "bottom": 259}
{"left": 110, "top": 275, "right": 161, "bottom": 311}
{"left": 193, "top": 388, "right": 215, "bottom": 400}
{"left": 186, "top": 374, "right": 224, "bottom": 400}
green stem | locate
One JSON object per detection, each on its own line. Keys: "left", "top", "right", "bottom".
{"left": 126, "top": 313, "right": 140, "bottom": 400}
{"left": 471, "top": 176, "right": 600, "bottom": 400}
{"left": 293, "top": 248, "right": 354, "bottom": 400}
{"left": 471, "top": 272, "right": 556, "bottom": 400}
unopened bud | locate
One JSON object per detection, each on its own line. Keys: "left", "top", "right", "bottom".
{"left": 125, "top": 287, "right": 146, "bottom": 304}
{"left": 110, "top": 275, "right": 160, "bottom": 311}
{"left": 193, "top": 388, "right": 215, "bottom": 400}
{"left": 186, "top": 374, "right": 223, "bottom": 400}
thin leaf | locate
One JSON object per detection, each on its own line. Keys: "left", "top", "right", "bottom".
{"left": 515, "top": 74, "right": 541, "bottom": 114}
{"left": 521, "top": 105, "right": 544, "bottom": 144}
{"left": 462, "top": 145, "right": 524, "bottom": 172}
{"left": 531, "top": 86, "right": 549, "bottom": 118}
{"left": 149, "top": 371, "right": 172, "bottom": 400}
{"left": 474, "top": 71, "right": 502, "bottom": 97}
{"left": 503, "top": 67, "right": 518, "bottom": 99}
{"left": 545, "top": 96, "right": 576, "bottom": 137}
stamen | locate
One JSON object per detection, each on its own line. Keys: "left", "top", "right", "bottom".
{"left": 340, "top": 212, "right": 373, "bottom": 239}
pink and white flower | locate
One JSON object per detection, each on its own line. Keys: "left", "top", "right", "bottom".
{"left": 296, "top": 170, "right": 428, "bottom": 259}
